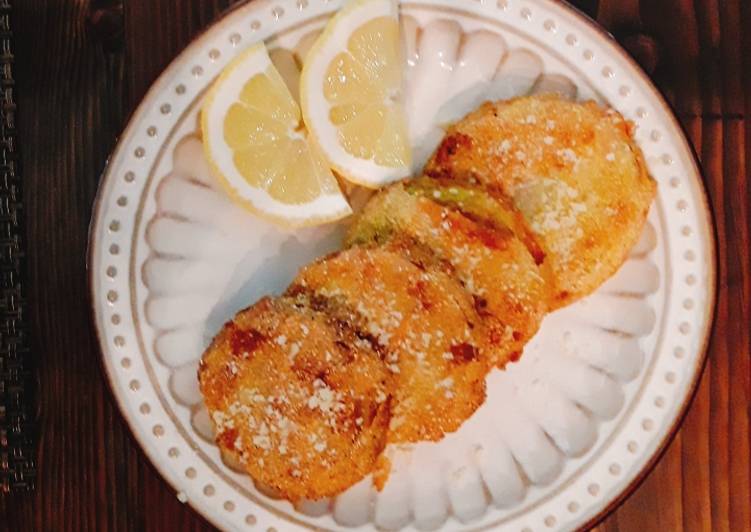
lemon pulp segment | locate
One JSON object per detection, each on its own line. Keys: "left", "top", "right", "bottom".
{"left": 223, "top": 65, "right": 341, "bottom": 204}
{"left": 322, "top": 16, "right": 410, "bottom": 168}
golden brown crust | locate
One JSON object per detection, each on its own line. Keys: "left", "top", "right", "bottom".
{"left": 407, "top": 176, "right": 547, "bottom": 266}
{"left": 424, "top": 94, "right": 657, "bottom": 307}
{"left": 198, "top": 297, "right": 391, "bottom": 501}
{"left": 347, "top": 184, "right": 549, "bottom": 364}
{"left": 291, "top": 247, "right": 489, "bottom": 443}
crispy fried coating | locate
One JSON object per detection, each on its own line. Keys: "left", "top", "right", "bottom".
{"left": 198, "top": 297, "right": 391, "bottom": 501}
{"left": 347, "top": 183, "right": 548, "bottom": 365}
{"left": 425, "top": 95, "right": 656, "bottom": 307}
{"left": 290, "top": 247, "right": 488, "bottom": 443}
{"left": 407, "top": 176, "right": 547, "bottom": 266}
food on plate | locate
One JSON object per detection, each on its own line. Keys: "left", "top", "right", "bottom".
{"left": 199, "top": 90, "right": 656, "bottom": 500}
{"left": 425, "top": 94, "right": 656, "bottom": 307}
{"left": 289, "top": 246, "right": 489, "bottom": 442}
{"left": 201, "top": 42, "right": 351, "bottom": 227}
{"left": 407, "top": 176, "right": 547, "bottom": 265}
{"left": 347, "top": 181, "right": 549, "bottom": 365}
{"left": 300, "top": 0, "right": 412, "bottom": 187}
{"left": 198, "top": 296, "right": 391, "bottom": 500}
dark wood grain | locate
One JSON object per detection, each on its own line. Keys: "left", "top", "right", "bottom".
{"left": 0, "top": 0, "right": 748, "bottom": 530}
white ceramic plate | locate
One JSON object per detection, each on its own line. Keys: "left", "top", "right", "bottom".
{"left": 88, "top": 1, "right": 716, "bottom": 530}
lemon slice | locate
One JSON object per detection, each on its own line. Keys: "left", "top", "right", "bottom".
{"left": 202, "top": 43, "right": 352, "bottom": 227}
{"left": 300, "top": 0, "right": 411, "bottom": 188}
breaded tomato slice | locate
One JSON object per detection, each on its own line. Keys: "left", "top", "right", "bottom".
{"left": 290, "top": 247, "right": 488, "bottom": 443}
{"left": 198, "top": 297, "right": 391, "bottom": 501}
{"left": 425, "top": 94, "right": 656, "bottom": 307}
{"left": 407, "top": 176, "right": 546, "bottom": 266}
{"left": 348, "top": 184, "right": 548, "bottom": 365}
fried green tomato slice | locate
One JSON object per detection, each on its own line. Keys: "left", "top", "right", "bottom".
{"left": 198, "top": 297, "right": 391, "bottom": 501}
{"left": 424, "top": 94, "right": 656, "bottom": 308}
{"left": 407, "top": 176, "right": 546, "bottom": 266}
{"left": 347, "top": 183, "right": 548, "bottom": 365}
{"left": 289, "top": 246, "right": 488, "bottom": 443}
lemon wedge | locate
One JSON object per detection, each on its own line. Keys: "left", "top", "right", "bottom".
{"left": 201, "top": 43, "right": 352, "bottom": 227}
{"left": 300, "top": 0, "right": 411, "bottom": 188}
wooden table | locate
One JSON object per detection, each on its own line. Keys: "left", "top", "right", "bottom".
{"left": 1, "top": 0, "right": 749, "bottom": 530}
